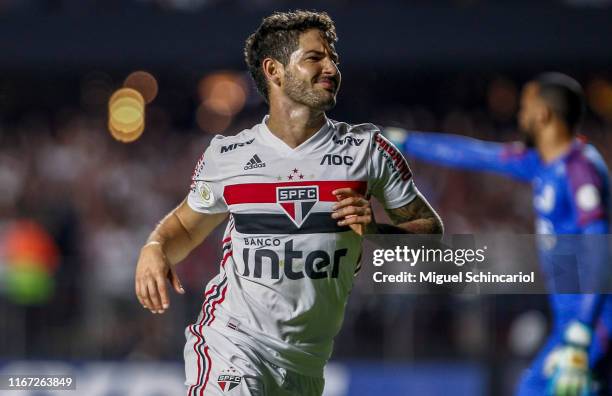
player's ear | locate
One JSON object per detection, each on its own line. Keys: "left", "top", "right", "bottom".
{"left": 262, "top": 58, "right": 283, "bottom": 88}
{"left": 539, "top": 104, "right": 554, "bottom": 125}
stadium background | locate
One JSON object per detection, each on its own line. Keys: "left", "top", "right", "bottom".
{"left": 0, "top": 1, "right": 611, "bottom": 395}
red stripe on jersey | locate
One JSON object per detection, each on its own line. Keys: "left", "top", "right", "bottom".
{"left": 221, "top": 250, "right": 233, "bottom": 269}
{"left": 224, "top": 180, "right": 367, "bottom": 205}
{"left": 199, "top": 345, "right": 212, "bottom": 396}
{"left": 188, "top": 325, "right": 204, "bottom": 396}
{"left": 206, "top": 283, "right": 228, "bottom": 326}
{"left": 202, "top": 282, "right": 219, "bottom": 298}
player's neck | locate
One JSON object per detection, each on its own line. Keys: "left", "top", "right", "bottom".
{"left": 266, "top": 101, "right": 327, "bottom": 149}
{"left": 536, "top": 124, "right": 574, "bottom": 163}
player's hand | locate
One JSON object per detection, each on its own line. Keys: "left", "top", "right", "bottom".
{"left": 331, "top": 188, "right": 375, "bottom": 236}
{"left": 544, "top": 321, "right": 594, "bottom": 396}
{"left": 135, "top": 242, "right": 185, "bottom": 314}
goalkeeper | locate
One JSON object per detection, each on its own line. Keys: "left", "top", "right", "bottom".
{"left": 386, "top": 73, "right": 611, "bottom": 396}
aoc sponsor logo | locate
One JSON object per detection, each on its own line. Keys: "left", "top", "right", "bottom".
{"left": 220, "top": 138, "right": 255, "bottom": 154}
{"left": 320, "top": 154, "right": 353, "bottom": 166}
{"left": 373, "top": 133, "right": 412, "bottom": 181}
{"left": 241, "top": 240, "right": 348, "bottom": 280}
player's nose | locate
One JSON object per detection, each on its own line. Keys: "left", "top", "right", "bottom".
{"left": 321, "top": 56, "right": 339, "bottom": 76}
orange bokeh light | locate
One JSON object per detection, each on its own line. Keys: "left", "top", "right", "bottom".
{"left": 124, "top": 71, "right": 159, "bottom": 104}
{"left": 196, "top": 102, "right": 232, "bottom": 134}
{"left": 198, "top": 72, "right": 247, "bottom": 116}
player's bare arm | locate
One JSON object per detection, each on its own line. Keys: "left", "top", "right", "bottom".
{"left": 332, "top": 188, "right": 443, "bottom": 235}
{"left": 135, "top": 199, "right": 228, "bottom": 314}
{"left": 384, "top": 193, "right": 443, "bottom": 234}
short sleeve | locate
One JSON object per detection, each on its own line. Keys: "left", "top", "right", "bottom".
{"left": 368, "top": 131, "right": 418, "bottom": 209}
{"left": 188, "top": 144, "right": 228, "bottom": 214}
{"left": 566, "top": 157, "right": 607, "bottom": 228}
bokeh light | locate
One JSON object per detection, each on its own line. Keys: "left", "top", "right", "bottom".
{"left": 124, "top": 71, "right": 159, "bottom": 104}
{"left": 108, "top": 119, "right": 145, "bottom": 143}
{"left": 487, "top": 77, "right": 518, "bottom": 120}
{"left": 1, "top": 220, "right": 59, "bottom": 305}
{"left": 81, "top": 71, "right": 113, "bottom": 110}
{"left": 198, "top": 71, "right": 247, "bottom": 116}
{"left": 196, "top": 102, "right": 232, "bottom": 133}
{"left": 587, "top": 78, "right": 612, "bottom": 121}
{"left": 108, "top": 87, "right": 146, "bottom": 142}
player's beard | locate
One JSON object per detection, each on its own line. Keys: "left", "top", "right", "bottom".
{"left": 519, "top": 120, "right": 537, "bottom": 148}
{"left": 284, "top": 70, "right": 337, "bottom": 111}
{"left": 521, "top": 131, "right": 536, "bottom": 148}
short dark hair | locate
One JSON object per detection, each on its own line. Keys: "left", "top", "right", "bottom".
{"left": 535, "top": 72, "right": 585, "bottom": 129}
{"left": 244, "top": 10, "right": 338, "bottom": 102}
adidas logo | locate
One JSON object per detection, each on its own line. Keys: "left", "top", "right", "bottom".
{"left": 244, "top": 154, "right": 266, "bottom": 170}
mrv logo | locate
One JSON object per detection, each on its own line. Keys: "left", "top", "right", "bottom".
{"left": 220, "top": 138, "right": 255, "bottom": 153}
{"left": 332, "top": 135, "right": 364, "bottom": 146}
{"left": 242, "top": 240, "right": 348, "bottom": 279}
{"left": 277, "top": 185, "right": 318, "bottom": 227}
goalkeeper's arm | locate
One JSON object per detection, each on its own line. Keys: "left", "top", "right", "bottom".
{"left": 383, "top": 127, "right": 535, "bottom": 181}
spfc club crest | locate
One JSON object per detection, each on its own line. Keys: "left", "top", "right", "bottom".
{"left": 276, "top": 185, "right": 319, "bottom": 228}
{"left": 217, "top": 368, "right": 241, "bottom": 393}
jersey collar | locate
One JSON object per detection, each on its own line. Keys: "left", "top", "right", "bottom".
{"left": 543, "top": 138, "right": 584, "bottom": 167}
{"left": 258, "top": 115, "right": 334, "bottom": 156}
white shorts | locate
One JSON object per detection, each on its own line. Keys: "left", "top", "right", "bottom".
{"left": 184, "top": 324, "right": 325, "bottom": 396}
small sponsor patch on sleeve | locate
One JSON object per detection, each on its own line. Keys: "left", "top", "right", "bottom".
{"left": 566, "top": 151, "right": 607, "bottom": 226}
{"left": 196, "top": 181, "right": 215, "bottom": 207}
{"left": 576, "top": 184, "right": 600, "bottom": 212}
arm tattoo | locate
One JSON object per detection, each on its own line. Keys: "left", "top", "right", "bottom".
{"left": 383, "top": 195, "right": 444, "bottom": 234}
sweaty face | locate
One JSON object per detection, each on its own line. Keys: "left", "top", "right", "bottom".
{"left": 282, "top": 29, "right": 341, "bottom": 111}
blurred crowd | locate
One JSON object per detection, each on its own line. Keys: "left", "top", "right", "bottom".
{"left": 0, "top": 71, "right": 610, "bottom": 395}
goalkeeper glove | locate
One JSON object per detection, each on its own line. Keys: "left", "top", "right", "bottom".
{"left": 544, "top": 321, "right": 595, "bottom": 396}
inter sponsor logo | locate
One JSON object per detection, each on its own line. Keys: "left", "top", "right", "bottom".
{"left": 241, "top": 240, "right": 348, "bottom": 280}
{"left": 220, "top": 138, "right": 255, "bottom": 154}
{"left": 244, "top": 154, "right": 266, "bottom": 170}
{"left": 276, "top": 185, "right": 318, "bottom": 227}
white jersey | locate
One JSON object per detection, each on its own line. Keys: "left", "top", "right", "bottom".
{"left": 187, "top": 116, "right": 417, "bottom": 377}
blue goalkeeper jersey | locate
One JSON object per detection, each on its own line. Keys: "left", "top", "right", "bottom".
{"left": 404, "top": 133, "right": 610, "bottom": 235}
{"left": 403, "top": 132, "right": 611, "bottom": 365}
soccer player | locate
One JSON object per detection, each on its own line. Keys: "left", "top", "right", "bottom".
{"left": 134, "top": 10, "right": 442, "bottom": 396}
{"left": 386, "top": 73, "right": 611, "bottom": 396}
